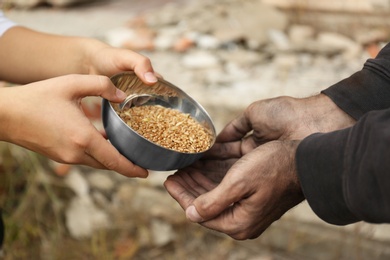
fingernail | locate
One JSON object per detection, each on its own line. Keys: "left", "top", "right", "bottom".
{"left": 116, "top": 89, "right": 127, "bottom": 100}
{"left": 186, "top": 205, "right": 203, "bottom": 223}
{"left": 144, "top": 72, "right": 158, "bottom": 83}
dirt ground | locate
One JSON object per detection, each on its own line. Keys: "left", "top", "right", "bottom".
{"left": 1, "top": 0, "right": 390, "bottom": 259}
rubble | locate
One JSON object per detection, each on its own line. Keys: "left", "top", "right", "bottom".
{"left": 2, "top": 0, "right": 390, "bottom": 258}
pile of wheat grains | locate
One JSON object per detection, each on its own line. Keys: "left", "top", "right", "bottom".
{"left": 117, "top": 105, "right": 212, "bottom": 153}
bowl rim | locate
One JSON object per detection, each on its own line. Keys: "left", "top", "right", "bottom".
{"left": 105, "top": 72, "right": 217, "bottom": 155}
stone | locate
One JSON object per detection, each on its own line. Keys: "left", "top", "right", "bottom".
{"left": 105, "top": 27, "right": 154, "bottom": 51}
{"left": 112, "top": 183, "right": 137, "bottom": 209}
{"left": 263, "top": 0, "right": 375, "bottom": 12}
{"left": 203, "top": 61, "right": 250, "bottom": 85}
{"left": 173, "top": 37, "right": 195, "bottom": 52}
{"left": 288, "top": 24, "right": 316, "bottom": 45}
{"left": 211, "top": 1, "right": 288, "bottom": 46}
{"left": 64, "top": 169, "right": 89, "bottom": 197}
{"left": 317, "top": 32, "right": 362, "bottom": 59}
{"left": 196, "top": 34, "right": 221, "bottom": 49}
{"left": 86, "top": 172, "right": 115, "bottom": 192}
{"left": 105, "top": 27, "right": 138, "bottom": 48}
{"left": 154, "top": 34, "right": 175, "bottom": 51}
{"left": 143, "top": 0, "right": 288, "bottom": 48}
{"left": 145, "top": 3, "right": 184, "bottom": 27}
{"left": 143, "top": 171, "right": 173, "bottom": 188}
{"left": 353, "top": 28, "right": 389, "bottom": 45}
{"left": 91, "top": 191, "right": 111, "bottom": 210}
{"left": 151, "top": 219, "right": 175, "bottom": 246}
{"left": 153, "top": 26, "right": 183, "bottom": 51}
{"left": 274, "top": 53, "right": 299, "bottom": 72}
{"left": 181, "top": 51, "right": 220, "bottom": 69}
{"left": 65, "top": 196, "right": 110, "bottom": 239}
{"left": 129, "top": 186, "right": 185, "bottom": 224}
{"left": 268, "top": 29, "right": 291, "bottom": 51}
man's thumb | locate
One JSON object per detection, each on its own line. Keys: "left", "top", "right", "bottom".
{"left": 186, "top": 205, "right": 204, "bottom": 222}
{"left": 185, "top": 180, "right": 242, "bottom": 223}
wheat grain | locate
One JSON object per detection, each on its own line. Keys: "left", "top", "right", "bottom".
{"left": 117, "top": 105, "right": 212, "bottom": 153}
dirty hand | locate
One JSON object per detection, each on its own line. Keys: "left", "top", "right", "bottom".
{"left": 164, "top": 140, "right": 304, "bottom": 240}
{"left": 210, "top": 94, "right": 356, "bottom": 159}
{"left": 86, "top": 41, "right": 158, "bottom": 84}
{"left": 0, "top": 74, "right": 148, "bottom": 178}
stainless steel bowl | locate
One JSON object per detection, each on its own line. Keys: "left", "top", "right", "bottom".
{"left": 102, "top": 72, "right": 216, "bottom": 171}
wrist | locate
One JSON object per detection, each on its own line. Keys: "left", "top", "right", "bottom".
{"left": 0, "top": 87, "right": 16, "bottom": 142}
{"left": 286, "top": 140, "right": 304, "bottom": 197}
{"left": 81, "top": 38, "right": 110, "bottom": 75}
{"left": 302, "top": 93, "right": 356, "bottom": 132}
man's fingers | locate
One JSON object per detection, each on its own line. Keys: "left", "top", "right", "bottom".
{"left": 188, "top": 170, "right": 218, "bottom": 191}
{"left": 216, "top": 114, "right": 252, "bottom": 142}
{"left": 186, "top": 150, "right": 261, "bottom": 223}
{"left": 186, "top": 167, "right": 249, "bottom": 223}
{"left": 196, "top": 204, "right": 268, "bottom": 240}
{"left": 206, "top": 142, "right": 242, "bottom": 159}
{"left": 191, "top": 158, "right": 237, "bottom": 183}
{"left": 164, "top": 174, "right": 197, "bottom": 210}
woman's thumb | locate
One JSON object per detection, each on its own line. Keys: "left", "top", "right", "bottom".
{"left": 67, "top": 74, "right": 126, "bottom": 102}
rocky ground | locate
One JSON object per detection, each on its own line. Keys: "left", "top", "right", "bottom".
{"left": 1, "top": 0, "right": 390, "bottom": 259}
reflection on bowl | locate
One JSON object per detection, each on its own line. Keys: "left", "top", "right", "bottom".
{"left": 102, "top": 72, "right": 216, "bottom": 171}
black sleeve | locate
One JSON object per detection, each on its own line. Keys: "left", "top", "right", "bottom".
{"left": 322, "top": 42, "right": 390, "bottom": 119}
{"left": 295, "top": 42, "right": 390, "bottom": 225}
{"left": 296, "top": 108, "right": 390, "bottom": 225}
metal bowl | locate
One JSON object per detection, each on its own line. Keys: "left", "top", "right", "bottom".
{"left": 102, "top": 72, "right": 216, "bottom": 171}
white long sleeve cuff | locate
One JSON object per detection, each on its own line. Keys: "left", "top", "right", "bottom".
{"left": 0, "top": 11, "right": 17, "bottom": 37}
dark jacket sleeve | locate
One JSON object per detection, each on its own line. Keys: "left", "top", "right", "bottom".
{"left": 296, "top": 108, "right": 390, "bottom": 225}
{"left": 322, "top": 42, "right": 390, "bottom": 119}
{"left": 296, "top": 42, "right": 390, "bottom": 225}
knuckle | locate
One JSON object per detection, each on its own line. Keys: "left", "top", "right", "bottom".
{"left": 57, "top": 135, "right": 89, "bottom": 164}
{"left": 72, "top": 133, "right": 90, "bottom": 149}
{"left": 228, "top": 177, "right": 247, "bottom": 195}
{"left": 97, "top": 75, "right": 112, "bottom": 88}
{"left": 59, "top": 151, "right": 82, "bottom": 164}
{"left": 134, "top": 55, "right": 152, "bottom": 70}
{"left": 98, "top": 75, "right": 111, "bottom": 84}
{"left": 66, "top": 133, "right": 92, "bottom": 162}
{"left": 139, "top": 55, "right": 151, "bottom": 65}
{"left": 100, "top": 158, "right": 120, "bottom": 170}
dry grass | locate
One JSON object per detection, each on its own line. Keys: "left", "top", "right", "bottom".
{"left": 0, "top": 143, "right": 272, "bottom": 260}
{"left": 1, "top": 141, "right": 389, "bottom": 260}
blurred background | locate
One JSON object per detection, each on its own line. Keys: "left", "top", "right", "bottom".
{"left": 1, "top": 0, "right": 390, "bottom": 259}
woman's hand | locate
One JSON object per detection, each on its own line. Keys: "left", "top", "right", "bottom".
{"left": 0, "top": 26, "right": 158, "bottom": 84}
{"left": 86, "top": 41, "right": 158, "bottom": 84}
{"left": 0, "top": 74, "right": 148, "bottom": 178}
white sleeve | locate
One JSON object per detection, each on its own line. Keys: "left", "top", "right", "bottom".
{"left": 0, "top": 11, "right": 17, "bottom": 36}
